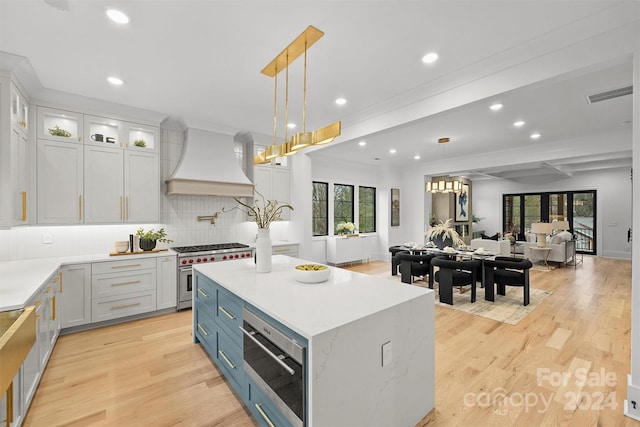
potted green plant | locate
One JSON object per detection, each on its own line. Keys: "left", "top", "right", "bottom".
{"left": 425, "top": 218, "right": 464, "bottom": 249}
{"left": 133, "top": 139, "right": 146, "bottom": 147}
{"left": 136, "top": 228, "right": 172, "bottom": 251}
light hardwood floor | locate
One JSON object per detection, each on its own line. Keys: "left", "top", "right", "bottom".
{"left": 24, "top": 256, "right": 633, "bottom": 427}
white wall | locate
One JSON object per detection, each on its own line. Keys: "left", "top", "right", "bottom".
{"left": 472, "top": 168, "right": 632, "bottom": 259}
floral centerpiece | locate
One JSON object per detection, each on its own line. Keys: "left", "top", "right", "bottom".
{"left": 336, "top": 221, "right": 357, "bottom": 236}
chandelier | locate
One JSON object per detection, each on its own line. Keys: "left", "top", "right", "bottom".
{"left": 254, "top": 26, "right": 341, "bottom": 165}
{"left": 425, "top": 176, "right": 463, "bottom": 193}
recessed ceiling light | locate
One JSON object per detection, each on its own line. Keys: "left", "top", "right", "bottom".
{"left": 389, "top": 149, "right": 396, "bottom": 154}
{"left": 490, "top": 103, "right": 503, "bottom": 111}
{"left": 358, "top": 141, "right": 366, "bottom": 146}
{"left": 106, "top": 9, "right": 129, "bottom": 24}
{"left": 513, "top": 120, "right": 525, "bottom": 127}
{"left": 422, "top": 52, "right": 439, "bottom": 64}
{"left": 335, "top": 98, "right": 347, "bottom": 105}
{"left": 287, "top": 123, "right": 296, "bottom": 129}
{"left": 414, "top": 155, "right": 421, "bottom": 160}
{"left": 530, "top": 132, "right": 541, "bottom": 139}
{"left": 107, "top": 76, "right": 123, "bottom": 86}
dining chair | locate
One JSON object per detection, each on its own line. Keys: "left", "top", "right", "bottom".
{"left": 483, "top": 256, "right": 533, "bottom": 306}
{"left": 396, "top": 252, "right": 435, "bottom": 287}
{"left": 431, "top": 256, "right": 481, "bottom": 305}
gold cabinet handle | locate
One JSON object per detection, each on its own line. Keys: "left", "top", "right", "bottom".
{"left": 110, "top": 280, "right": 141, "bottom": 286}
{"left": 51, "top": 295, "right": 56, "bottom": 320}
{"left": 126, "top": 196, "right": 129, "bottom": 220}
{"left": 218, "top": 350, "right": 236, "bottom": 369}
{"left": 7, "top": 380, "right": 14, "bottom": 424}
{"left": 111, "top": 263, "right": 141, "bottom": 269}
{"left": 197, "top": 323, "right": 209, "bottom": 336}
{"left": 254, "top": 404, "right": 276, "bottom": 427}
{"left": 197, "top": 288, "right": 209, "bottom": 298}
{"left": 120, "top": 196, "right": 123, "bottom": 220}
{"left": 273, "top": 248, "right": 290, "bottom": 253}
{"left": 111, "top": 302, "right": 141, "bottom": 310}
{"left": 79, "top": 194, "right": 83, "bottom": 220}
{"left": 59, "top": 272, "right": 63, "bottom": 293}
{"left": 21, "top": 191, "right": 27, "bottom": 221}
{"left": 218, "top": 306, "right": 235, "bottom": 320}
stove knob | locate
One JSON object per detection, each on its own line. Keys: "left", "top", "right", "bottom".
{"left": 210, "top": 257, "right": 215, "bottom": 262}
{"left": 188, "top": 259, "right": 193, "bottom": 264}
{"left": 234, "top": 254, "right": 239, "bottom": 259}
{"left": 181, "top": 260, "right": 187, "bottom": 265}
{"left": 223, "top": 255, "right": 227, "bottom": 260}
{"left": 197, "top": 258, "right": 202, "bottom": 263}
{"left": 240, "top": 253, "right": 245, "bottom": 258}
{"left": 201, "top": 258, "right": 207, "bottom": 263}
{"left": 247, "top": 252, "right": 252, "bottom": 257}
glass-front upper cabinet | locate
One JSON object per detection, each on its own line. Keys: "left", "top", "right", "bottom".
{"left": 84, "top": 115, "right": 122, "bottom": 148}
{"left": 123, "top": 121, "right": 158, "bottom": 152}
{"left": 37, "top": 106, "right": 83, "bottom": 143}
{"left": 11, "top": 82, "right": 29, "bottom": 134}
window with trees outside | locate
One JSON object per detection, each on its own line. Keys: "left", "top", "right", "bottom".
{"left": 358, "top": 186, "right": 376, "bottom": 233}
{"left": 334, "top": 184, "right": 354, "bottom": 233}
{"left": 503, "top": 190, "right": 596, "bottom": 254}
{"left": 312, "top": 182, "right": 328, "bottom": 236}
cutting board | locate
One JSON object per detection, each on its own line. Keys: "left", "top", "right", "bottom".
{"left": 109, "top": 249, "right": 168, "bottom": 256}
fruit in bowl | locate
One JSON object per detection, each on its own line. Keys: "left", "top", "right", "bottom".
{"left": 294, "top": 264, "right": 330, "bottom": 283}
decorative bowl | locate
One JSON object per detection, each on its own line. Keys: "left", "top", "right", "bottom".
{"left": 293, "top": 264, "right": 331, "bottom": 283}
{"left": 114, "top": 241, "right": 129, "bottom": 253}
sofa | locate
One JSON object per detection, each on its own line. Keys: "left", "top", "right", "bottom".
{"left": 521, "top": 231, "right": 575, "bottom": 267}
{"left": 470, "top": 238, "right": 511, "bottom": 257}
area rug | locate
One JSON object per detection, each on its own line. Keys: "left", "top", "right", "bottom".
{"left": 411, "top": 279, "right": 551, "bottom": 325}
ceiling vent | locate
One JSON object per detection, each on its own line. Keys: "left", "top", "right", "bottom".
{"left": 586, "top": 85, "right": 633, "bottom": 104}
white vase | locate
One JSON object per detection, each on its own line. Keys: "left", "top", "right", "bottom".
{"left": 256, "top": 228, "right": 272, "bottom": 273}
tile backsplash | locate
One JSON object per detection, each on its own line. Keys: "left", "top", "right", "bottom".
{"left": 0, "top": 127, "right": 290, "bottom": 261}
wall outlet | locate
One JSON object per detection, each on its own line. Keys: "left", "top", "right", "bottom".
{"left": 382, "top": 341, "right": 392, "bottom": 367}
{"left": 42, "top": 233, "right": 53, "bottom": 244}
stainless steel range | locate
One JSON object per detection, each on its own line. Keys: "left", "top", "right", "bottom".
{"left": 173, "top": 243, "right": 254, "bottom": 310}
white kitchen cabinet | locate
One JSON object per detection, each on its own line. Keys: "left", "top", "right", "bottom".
{"left": 37, "top": 106, "right": 83, "bottom": 143}
{"left": 36, "top": 139, "right": 83, "bottom": 224}
{"left": 123, "top": 121, "right": 159, "bottom": 152}
{"left": 0, "top": 370, "right": 22, "bottom": 427}
{"left": 157, "top": 255, "right": 177, "bottom": 309}
{"left": 83, "top": 145, "right": 124, "bottom": 223}
{"left": 91, "top": 258, "right": 157, "bottom": 323}
{"left": 124, "top": 150, "right": 159, "bottom": 223}
{"left": 272, "top": 243, "right": 299, "bottom": 257}
{"left": 326, "top": 235, "right": 371, "bottom": 265}
{"left": 10, "top": 111, "right": 29, "bottom": 226}
{"left": 84, "top": 114, "right": 122, "bottom": 148}
{"left": 60, "top": 263, "right": 92, "bottom": 329}
{"left": 253, "top": 166, "right": 291, "bottom": 221}
{"left": 10, "top": 81, "right": 29, "bottom": 134}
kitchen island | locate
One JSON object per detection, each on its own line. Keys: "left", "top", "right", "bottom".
{"left": 193, "top": 255, "right": 434, "bottom": 427}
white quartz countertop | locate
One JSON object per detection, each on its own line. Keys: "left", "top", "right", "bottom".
{"left": 193, "top": 255, "right": 432, "bottom": 338}
{"left": 0, "top": 250, "right": 177, "bottom": 311}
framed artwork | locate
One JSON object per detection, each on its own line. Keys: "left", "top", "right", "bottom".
{"left": 391, "top": 188, "right": 400, "bottom": 226}
{"left": 455, "top": 184, "right": 469, "bottom": 222}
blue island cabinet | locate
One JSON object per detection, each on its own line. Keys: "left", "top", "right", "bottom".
{"left": 193, "top": 271, "right": 298, "bottom": 427}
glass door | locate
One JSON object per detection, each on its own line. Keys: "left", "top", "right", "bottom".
{"left": 573, "top": 191, "right": 596, "bottom": 254}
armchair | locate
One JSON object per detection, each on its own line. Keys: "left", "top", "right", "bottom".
{"left": 389, "top": 245, "right": 408, "bottom": 276}
{"left": 483, "top": 256, "right": 533, "bottom": 306}
{"left": 431, "top": 256, "right": 481, "bottom": 305}
{"left": 396, "top": 252, "right": 436, "bottom": 286}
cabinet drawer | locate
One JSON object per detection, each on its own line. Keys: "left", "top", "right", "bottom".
{"left": 92, "top": 258, "right": 156, "bottom": 274}
{"left": 92, "top": 291, "right": 156, "bottom": 322}
{"left": 215, "top": 286, "right": 243, "bottom": 344}
{"left": 92, "top": 270, "right": 156, "bottom": 298}
{"left": 215, "top": 329, "right": 243, "bottom": 392}
{"left": 246, "top": 377, "right": 293, "bottom": 427}
{"left": 194, "top": 305, "right": 217, "bottom": 351}
{"left": 272, "top": 244, "right": 298, "bottom": 257}
{"left": 195, "top": 274, "right": 216, "bottom": 311}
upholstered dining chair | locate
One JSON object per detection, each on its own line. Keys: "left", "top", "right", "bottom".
{"left": 389, "top": 245, "right": 408, "bottom": 276}
{"left": 431, "top": 256, "right": 481, "bottom": 305}
{"left": 396, "top": 251, "right": 435, "bottom": 286}
{"left": 483, "top": 256, "right": 533, "bottom": 306}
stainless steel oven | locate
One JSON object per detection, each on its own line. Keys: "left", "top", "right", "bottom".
{"left": 173, "top": 243, "right": 253, "bottom": 310}
{"left": 241, "top": 308, "right": 305, "bottom": 427}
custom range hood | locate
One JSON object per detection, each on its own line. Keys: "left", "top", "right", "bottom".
{"left": 165, "top": 128, "right": 254, "bottom": 197}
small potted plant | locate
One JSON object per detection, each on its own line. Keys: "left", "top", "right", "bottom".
{"left": 136, "top": 228, "right": 172, "bottom": 251}
{"left": 133, "top": 139, "right": 146, "bottom": 148}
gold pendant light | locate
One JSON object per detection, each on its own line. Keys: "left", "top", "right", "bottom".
{"left": 254, "top": 25, "right": 341, "bottom": 164}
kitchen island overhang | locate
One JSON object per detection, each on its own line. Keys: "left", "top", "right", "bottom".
{"left": 193, "top": 255, "right": 434, "bottom": 426}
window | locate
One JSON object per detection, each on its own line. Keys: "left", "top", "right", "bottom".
{"left": 334, "top": 184, "right": 354, "bottom": 232}
{"left": 358, "top": 186, "right": 376, "bottom": 233}
{"left": 503, "top": 190, "right": 596, "bottom": 254}
{"left": 312, "top": 182, "right": 328, "bottom": 236}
